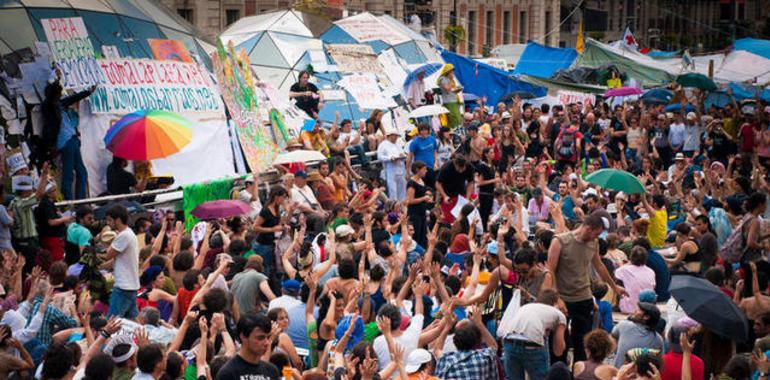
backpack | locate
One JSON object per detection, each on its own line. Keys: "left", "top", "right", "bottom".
{"left": 556, "top": 129, "right": 577, "bottom": 162}
{"left": 719, "top": 214, "right": 755, "bottom": 263}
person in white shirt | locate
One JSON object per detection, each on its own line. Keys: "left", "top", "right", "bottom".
{"left": 377, "top": 130, "right": 407, "bottom": 200}
{"left": 502, "top": 289, "right": 567, "bottom": 380}
{"left": 101, "top": 204, "right": 140, "bottom": 319}
{"left": 238, "top": 173, "right": 262, "bottom": 220}
{"left": 268, "top": 279, "right": 302, "bottom": 311}
{"left": 406, "top": 71, "right": 426, "bottom": 109}
{"left": 373, "top": 286, "right": 426, "bottom": 375}
{"left": 290, "top": 171, "right": 327, "bottom": 232}
{"left": 489, "top": 192, "right": 530, "bottom": 235}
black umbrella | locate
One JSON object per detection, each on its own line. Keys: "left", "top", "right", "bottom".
{"left": 670, "top": 275, "right": 749, "bottom": 342}
{"left": 500, "top": 91, "right": 536, "bottom": 103}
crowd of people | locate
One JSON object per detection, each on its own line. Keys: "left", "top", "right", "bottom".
{"left": 3, "top": 63, "right": 770, "bottom": 380}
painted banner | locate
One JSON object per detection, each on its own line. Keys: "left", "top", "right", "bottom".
{"left": 334, "top": 13, "right": 408, "bottom": 45}
{"left": 326, "top": 44, "right": 384, "bottom": 74}
{"left": 337, "top": 73, "right": 396, "bottom": 110}
{"left": 148, "top": 39, "right": 193, "bottom": 63}
{"left": 41, "top": 17, "right": 100, "bottom": 89}
{"left": 88, "top": 59, "right": 223, "bottom": 115}
{"left": 211, "top": 39, "right": 280, "bottom": 173}
{"left": 557, "top": 90, "right": 596, "bottom": 107}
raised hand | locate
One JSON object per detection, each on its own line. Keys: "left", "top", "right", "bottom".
{"left": 134, "top": 327, "right": 150, "bottom": 347}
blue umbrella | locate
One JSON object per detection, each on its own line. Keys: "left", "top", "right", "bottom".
{"left": 664, "top": 103, "right": 697, "bottom": 113}
{"left": 403, "top": 63, "right": 443, "bottom": 94}
{"left": 705, "top": 91, "right": 731, "bottom": 110}
{"left": 641, "top": 88, "right": 673, "bottom": 104}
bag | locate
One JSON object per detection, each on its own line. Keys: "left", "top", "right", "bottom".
{"left": 719, "top": 215, "right": 755, "bottom": 263}
{"left": 496, "top": 289, "right": 521, "bottom": 338}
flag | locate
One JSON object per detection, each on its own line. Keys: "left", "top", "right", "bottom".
{"left": 622, "top": 26, "right": 638, "bottom": 51}
{"left": 576, "top": 18, "right": 585, "bottom": 53}
{"left": 682, "top": 49, "right": 695, "bottom": 70}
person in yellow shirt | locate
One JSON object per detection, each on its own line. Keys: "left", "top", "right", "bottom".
{"left": 641, "top": 193, "right": 668, "bottom": 249}
{"left": 406, "top": 349, "right": 440, "bottom": 380}
{"left": 300, "top": 119, "right": 330, "bottom": 157}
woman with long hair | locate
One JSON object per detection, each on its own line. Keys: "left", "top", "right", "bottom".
{"left": 406, "top": 161, "right": 432, "bottom": 247}
{"left": 364, "top": 110, "right": 386, "bottom": 151}
{"left": 253, "top": 186, "right": 290, "bottom": 287}
{"left": 436, "top": 126, "right": 455, "bottom": 168}
{"left": 476, "top": 147, "right": 500, "bottom": 227}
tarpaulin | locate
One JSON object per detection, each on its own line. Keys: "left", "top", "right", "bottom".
{"left": 439, "top": 49, "right": 545, "bottom": 105}
{"left": 575, "top": 39, "right": 676, "bottom": 87}
{"left": 512, "top": 41, "right": 577, "bottom": 78}
{"left": 646, "top": 50, "right": 680, "bottom": 58}
{"left": 734, "top": 38, "right": 770, "bottom": 60}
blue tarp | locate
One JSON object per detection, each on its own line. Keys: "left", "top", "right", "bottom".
{"left": 440, "top": 49, "right": 546, "bottom": 105}
{"left": 512, "top": 41, "right": 577, "bottom": 78}
{"left": 734, "top": 38, "right": 770, "bottom": 60}
{"left": 646, "top": 50, "right": 680, "bottom": 58}
{"left": 729, "top": 83, "right": 770, "bottom": 102}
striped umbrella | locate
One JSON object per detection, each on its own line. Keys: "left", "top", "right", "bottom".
{"left": 104, "top": 110, "right": 193, "bottom": 160}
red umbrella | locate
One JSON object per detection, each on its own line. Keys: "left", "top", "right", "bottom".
{"left": 191, "top": 200, "right": 251, "bottom": 220}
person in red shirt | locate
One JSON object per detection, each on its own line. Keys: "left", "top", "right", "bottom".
{"left": 739, "top": 115, "right": 758, "bottom": 153}
{"left": 661, "top": 325, "right": 704, "bottom": 380}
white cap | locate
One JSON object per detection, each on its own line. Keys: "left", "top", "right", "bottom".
{"left": 405, "top": 349, "right": 432, "bottom": 374}
{"left": 686, "top": 112, "right": 697, "bottom": 121}
{"left": 501, "top": 111, "right": 512, "bottom": 119}
{"left": 582, "top": 188, "right": 598, "bottom": 198}
{"left": 335, "top": 224, "right": 355, "bottom": 237}
{"left": 385, "top": 128, "right": 400, "bottom": 136}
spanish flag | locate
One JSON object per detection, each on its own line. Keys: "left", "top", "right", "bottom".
{"left": 576, "top": 18, "right": 585, "bottom": 53}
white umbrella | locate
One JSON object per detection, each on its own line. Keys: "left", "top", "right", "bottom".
{"left": 409, "top": 104, "right": 449, "bottom": 118}
{"left": 273, "top": 150, "right": 327, "bottom": 165}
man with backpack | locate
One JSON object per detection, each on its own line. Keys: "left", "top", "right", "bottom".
{"left": 554, "top": 121, "right": 582, "bottom": 171}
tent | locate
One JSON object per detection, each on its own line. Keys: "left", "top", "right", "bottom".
{"left": 490, "top": 43, "right": 527, "bottom": 67}
{"left": 575, "top": 39, "right": 679, "bottom": 87}
{"left": 440, "top": 49, "right": 545, "bottom": 105}
{"left": 734, "top": 38, "right": 770, "bottom": 60}
{"left": 512, "top": 41, "right": 577, "bottom": 78}
{"left": 0, "top": 0, "right": 214, "bottom": 69}
{"left": 321, "top": 12, "right": 442, "bottom": 65}
{"left": 221, "top": 10, "right": 330, "bottom": 92}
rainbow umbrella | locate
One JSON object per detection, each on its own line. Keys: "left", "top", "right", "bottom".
{"left": 104, "top": 110, "right": 193, "bottom": 160}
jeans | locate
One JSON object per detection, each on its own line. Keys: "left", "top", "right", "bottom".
{"left": 504, "top": 340, "right": 550, "bottom": 380}
{"left": 566, "top": 298, "right": 595, "bottom": 362}
{"left": 347, "top": 144, "right": 369, "bottom": 166}
{"left": 60, "top": 138, "right": 88, "bottom": 200}
{"left": 254, "top": 243, "right": 279, "bottom": 292}
{"left": 108, "top": 287, "right": 138, "bottom": 319}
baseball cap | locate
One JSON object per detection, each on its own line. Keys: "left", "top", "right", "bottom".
{"left": 295, "top": 170, "right": 308, "bottom": 178}
{"left": 686, "top": 112, "right": 697, "bottom": 121}
{"left": 582, "top": 188, "right": 598, "bottom": 198}
{"left": 501, "top": 111, "right": 512, "bottom": 119}
{"left": 638, "top": 289, "right": 657, "bottom": 303}
{"left": 282, "top": 279, "right": 301, "bottom": 293}
{"left": 405, "top": 349, "right": 433, "bottom": 374}
{"left": 335, "top": 224, "right": 355, "bottom": 237}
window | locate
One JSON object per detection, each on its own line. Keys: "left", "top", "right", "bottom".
{"left": 519, "top": 11, "right": 527, "bottom": 43}
{"left": 485, "top": 10, "right": 493, "bottom": 49}
{"left": 468, "top": 11, "right": 477, "bottom": 55}
{"left": 626, "top": 0, "right": 635, "bottom": 18}
{"left": 544, "top": 11, "right": 552, "bottom": 46}
{"left": 225, "top": 9, "right": 240, "bottom": 26}
{"left": 503, "top": 11, "right": 511, "bottom": 44}
{"left": 177, "top": 8, "right": 193, "bottom": 22}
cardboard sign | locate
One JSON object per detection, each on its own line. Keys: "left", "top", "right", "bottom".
{"left": 6, "top": 151, "right": 26, "bottom": 175}
{"left": 557, "top": 90, "right": 595, "bottom": 107}
{"left": 41, "top": 17, "right": 100, "bottom": 89}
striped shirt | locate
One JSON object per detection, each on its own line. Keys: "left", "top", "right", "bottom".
{"left": 10, "top": 195, "right": 37, "bottom": 240}
{"left": 27, "top": 296, "right": 77, "bottom": 345}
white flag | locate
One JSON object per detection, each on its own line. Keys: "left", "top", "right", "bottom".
{"left": 622, "top": 26, "right": 638, "bottom": 51}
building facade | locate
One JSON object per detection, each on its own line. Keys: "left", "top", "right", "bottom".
{"left": 159, "top": 0, "right": 561, "bottom": 53}
{"left": 560, "top": 0, "right": 770, "bottom": 52}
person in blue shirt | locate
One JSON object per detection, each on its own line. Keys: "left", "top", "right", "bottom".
{"left": 407, "top": 123, "right": 438, "bottom": 188}
{"left": 592, "top": 283, "right": 614, "bottom": 333}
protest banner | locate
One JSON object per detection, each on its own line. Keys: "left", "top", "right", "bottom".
{"left": 557, "top": 90, "right": 596, "bottom": 107}
{"left": 148, "top": 39, "right": 193, "bottom": 63}
{"left": 88, "top": 59, "right": 223, "bottom": 115}
{"left": 335, "top": 13, "right": 408, "bottom": 45}
{"left": 41, "top": 17, "right": 101, "bottom": 89}
{"left": 211, "top": 40, "right": 280, "bottom": 173}
{"left": 326, "top": 44, "right": 384, "bottom": 74}
{"left": 337, "top": 73, "right": 396, "bottom": 110}
{"left": 6, "top": 151, "right": 26, "bottom": 175}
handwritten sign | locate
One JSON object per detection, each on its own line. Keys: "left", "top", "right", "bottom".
{"left": 337, "top": 73, "right": 396, "bottom": 110}
{"left": 148, "top": 39, "right": 193, "bottom": 63}
{"left": 335, "top": 13, "right": 408, "bottom": 45}
{"left": 326, "top": 44, "right": 384, "bottom": 74}
{"left": 6, "top": 151, "right": 26, "bottom": 175}
{"left": 88, "top": 59, "right": 223, "bottom": 115}
{"left": 557, "top": 90, "right": 595, "bottom": 107}
{"left": 41, "top": 17, "right": 100, "bottom": 89}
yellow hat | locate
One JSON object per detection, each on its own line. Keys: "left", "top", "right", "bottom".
{"left": 439, "top": 64, "right": 454, "bottom": 77}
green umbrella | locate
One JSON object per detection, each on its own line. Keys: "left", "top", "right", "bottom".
{"left": 584, "top": 169, "right": 647, "bottom": 194}
{"left": 676, "top": 73, "right": 717, "bottom": 91}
